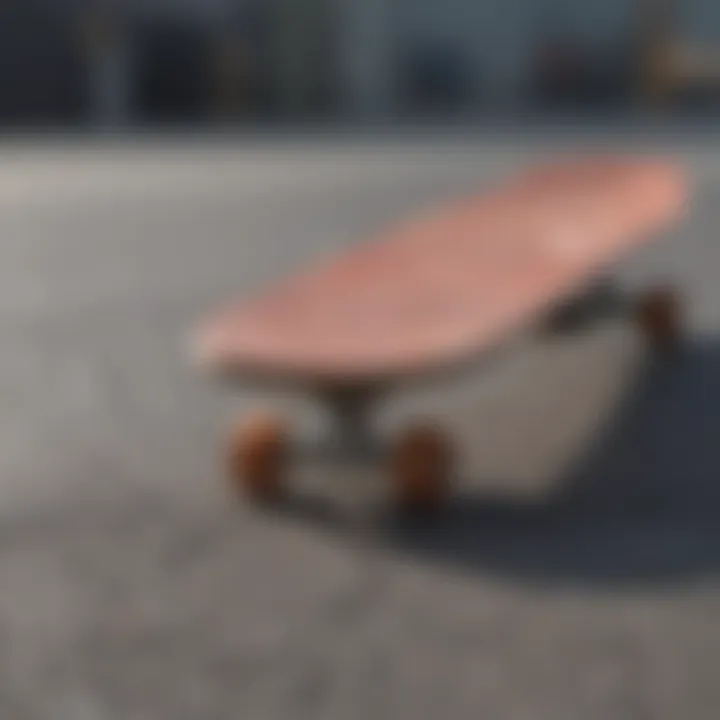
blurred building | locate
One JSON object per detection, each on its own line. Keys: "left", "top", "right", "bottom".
{"left": 342, "top": 0, "right": 720, "bottom": 116}
{"left": 0, "top": 0, "right": 717, "bottom": 126}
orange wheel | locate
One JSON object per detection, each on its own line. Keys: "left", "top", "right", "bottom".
{"left": 635, "top": 286, "right": 682, "bottom": 351}
{"left": 227, "top": 412, "right": 289, "bottom": 504}
{"left": 390, "top": 423, "right": 453, "bottom": 514}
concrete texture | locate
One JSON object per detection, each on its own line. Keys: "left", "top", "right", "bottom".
{"left": 0, "top": 131, "right": 718, "bottom": 719}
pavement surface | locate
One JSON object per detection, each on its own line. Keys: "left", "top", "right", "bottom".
{"left": 0, "top": 131, "right": 719, "bottom": 719}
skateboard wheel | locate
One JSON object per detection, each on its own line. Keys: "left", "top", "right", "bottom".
{"left": 227, "top": 413, "right": 289, "bottom": 504}
{"left": 390, "top": 424, "right": 453, "bottom": 514}
{"left": 635, "top": 287, "right": 682, "bottom": 351}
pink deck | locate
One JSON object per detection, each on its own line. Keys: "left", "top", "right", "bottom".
{"left": 197, "top": 158, "right": 687, "bottom": 384}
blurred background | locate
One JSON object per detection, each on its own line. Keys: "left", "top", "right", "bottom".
{"left": 3, "top": 0, "right": 720, "bottom": 128}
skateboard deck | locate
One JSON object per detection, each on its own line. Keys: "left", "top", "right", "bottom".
{"left": 197, "top": 158, "right": 687, "bottom": 386}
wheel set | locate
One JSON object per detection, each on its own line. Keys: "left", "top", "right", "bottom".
{"left": 546, "top": 282, "right": 683, "bottom": 352}
{"left": 228, "top": 412, "right": 453, "bottom": 514}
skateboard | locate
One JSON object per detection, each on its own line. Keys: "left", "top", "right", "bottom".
{"left": 195, "top": 157, "right": 688, "bottom": 512}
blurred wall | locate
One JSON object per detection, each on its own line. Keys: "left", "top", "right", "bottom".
{"left": 0, "top": 0, "right": 717, "bottom": 126}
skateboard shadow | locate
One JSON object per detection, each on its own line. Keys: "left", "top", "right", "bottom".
{"left": 387, "top": 338, "right": 720, "bottom": 588}
{"left": 280, "top": 338, "right": 720, "bottom": 588}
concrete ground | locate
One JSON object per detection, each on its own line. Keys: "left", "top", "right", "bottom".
{"left": 0, "top": 130, "right": 719, "bottom": 719}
